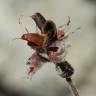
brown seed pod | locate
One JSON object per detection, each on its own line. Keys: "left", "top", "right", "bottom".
{"left": 30, "top": 12, "right": 46, "bottom": 33}
{"left": 21, "top": 33, "right": 45, "bottom": 49}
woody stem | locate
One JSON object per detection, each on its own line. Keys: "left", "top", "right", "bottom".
{"left": 66, "top": 78, "right": 79, "bottom": 96}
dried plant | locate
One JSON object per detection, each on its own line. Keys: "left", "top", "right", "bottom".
{"left": 18, "top": 12, "right": 80, "bottom": 96}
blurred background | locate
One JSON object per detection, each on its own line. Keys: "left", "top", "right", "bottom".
{"left": 0, "top": 0, "right": 96, "bottom": 96}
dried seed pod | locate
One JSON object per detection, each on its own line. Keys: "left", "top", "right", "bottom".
{"left": 30, "top": 12, "right": 46, "bottom": 33}
{"left": 21, "top": 33, "right": 45, "bottom": 49}
{"left": 44, "top": 20, "right": 57, "bottom": 45}
{"left": 30, "top": 13, "right": 58, "bottom": 47}
{"left": 56, "top": 61, "right": 74, "bottom": 78}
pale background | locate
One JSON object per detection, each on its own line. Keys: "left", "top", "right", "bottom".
{"left": 0, "top": 0, "right": 96, "bottom": 96}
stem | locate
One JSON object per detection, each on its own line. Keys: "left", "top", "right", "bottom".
{"left": 66, "top": 78, "right": 79, "bottom": 96}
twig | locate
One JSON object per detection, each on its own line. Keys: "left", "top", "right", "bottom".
{"left": 66, "top": 78, "right": 79, "bottom": 96}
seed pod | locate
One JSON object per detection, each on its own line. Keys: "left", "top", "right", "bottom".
{"left": 31, "top": 12, "right": 46, "bottom": 33}
{"left": 44, "top": 20, "right": 57, "bottom": 45}
{"left": 21, "top": 33, "right": 45, "bottom": 49}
